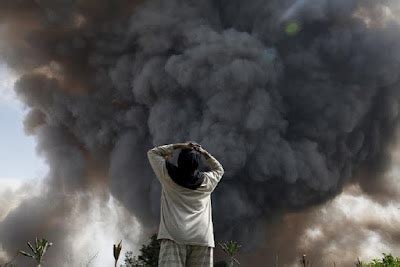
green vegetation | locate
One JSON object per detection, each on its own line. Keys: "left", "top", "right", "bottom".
{"left": 137, "top": 234, "right": 160, "bottom": 266}
{"left": 125, "top": 234, "right": 160, "bottom": 267}
{"left": 356, "top": 254, "right": 400, "bottom": 267}
{"left": 18, "top": 237, "right": 52, "bottom": 267}
{"left": 113, "top": 240, "right": 123, "bottom": 267}
{"left": 124, "top": 250, "right": 142, "bottom": 266}
{"left": 218, "top": 241, "right": 241, "bottom": 267}
{"left": 1, "top": 235, "right": 399, "bottom": 266}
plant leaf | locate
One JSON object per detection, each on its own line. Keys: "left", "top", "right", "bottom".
{"left": 27, "top": 242, "right": 36, "bottom": 254}
{"left": 19, "top": 250, "right": 34, "bottom": 258}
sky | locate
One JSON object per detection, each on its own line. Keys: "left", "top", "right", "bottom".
{"left": 0, "top": 63, "right": 48, "bottom": 189}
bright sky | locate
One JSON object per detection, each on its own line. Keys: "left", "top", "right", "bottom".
{"left": 0, "top": 63, "right": 48, "bottom": 189}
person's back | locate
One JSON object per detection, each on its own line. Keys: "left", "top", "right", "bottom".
{"left": 147, "top": 142, "right": 224, "bottom": 267}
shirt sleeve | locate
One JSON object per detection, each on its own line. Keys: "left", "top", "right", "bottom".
{"left": 202, "top": 153, "right": 224, "bottom": 192}
{"left": 147, "top": 144, "right": 175, "bottom": 186}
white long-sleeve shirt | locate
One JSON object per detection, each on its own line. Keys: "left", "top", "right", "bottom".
{"left": 147, "top": 144, "right": 224, "bottom": 247}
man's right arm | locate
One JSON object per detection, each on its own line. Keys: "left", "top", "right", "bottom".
{"left": 147, "top": 142, "right": 192, "bottom": 184}
{"left": 199, "top": 148, "right": 224, "bottom": 192}
{"left": 147, "top": 144, "right": 175, "bottom": 184}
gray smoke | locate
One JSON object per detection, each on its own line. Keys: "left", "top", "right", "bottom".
{"left": 1, "top": 0, "right": 400, "bottom": 265}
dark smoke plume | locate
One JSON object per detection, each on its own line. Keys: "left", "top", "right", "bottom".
{"left": 1, "top": 0, "right": 400, "bottom": 265}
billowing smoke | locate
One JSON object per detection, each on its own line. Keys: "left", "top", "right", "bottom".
{"left": 1, "top": 0, "right": 400, "bottom": 265}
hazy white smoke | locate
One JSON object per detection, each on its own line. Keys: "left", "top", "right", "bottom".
{"left": 62, "top": 192, "right": 143, "bottom": 267}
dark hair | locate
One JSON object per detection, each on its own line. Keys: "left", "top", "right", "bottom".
{"left": 166, "top": 148, "right": 204, "bottom": 190}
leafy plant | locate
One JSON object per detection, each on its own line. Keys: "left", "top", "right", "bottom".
{"left": 218, "top": 241, "right": 241, "bottom": 267}
{"left": 113, "top": 240, "right": 122, "bottom": 267}
{"left": 137, "top": 234, "right": 160, "bottom": 267}
{"left": 124, "top": 234, "right": 160, "bottom": 267}
{"left": 19, "top": 237, "right": 52, "bottom": 267}
{"left": 124, "top": 251, "right": 142, "bottom": 267}
{"left": 359, "top": 253, "right": 400, "bottom": 267}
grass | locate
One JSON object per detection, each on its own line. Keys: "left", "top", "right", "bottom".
{"left": 1, "top": 236, "right": 399, "bottom": 267}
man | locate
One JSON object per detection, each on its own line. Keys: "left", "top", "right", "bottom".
{"left": 147, "top": 142, "right": 224, "bottom": 267}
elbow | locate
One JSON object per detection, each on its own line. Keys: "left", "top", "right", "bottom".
{"left": 147, "top": 149, "right": 155, "bottom": 160}
{"left": 220, "top": 166, "right": 225, "bottom": 176}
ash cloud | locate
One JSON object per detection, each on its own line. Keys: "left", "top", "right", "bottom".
{"left": 1, "top": 0, "right": 400, "bottom": 265}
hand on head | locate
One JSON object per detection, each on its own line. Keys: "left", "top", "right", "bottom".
{"left": 185, "top": 141, "right": 205, "bottom": 154}
{"left": 184, "top": 141, "right": 198, "bottom": 149}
